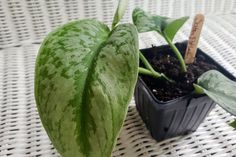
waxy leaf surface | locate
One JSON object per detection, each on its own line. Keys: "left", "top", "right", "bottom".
{"left": 35, "top": 19, "right": 139, "bottom": 157}
{"left": 194, "top": 70, "right": 236, "bottom": 118}
{"left": 132, "top": 8, "right": 188, "bottom": 41}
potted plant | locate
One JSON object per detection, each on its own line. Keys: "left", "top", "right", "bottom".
{"left": 132, "top": 8, "right": 236, "bottom": 141}
{"left": 134, "top": 42, "right": 236, "bottom": 141}
{"left": 34, "top": 1, "right": 236, "bottom": 157}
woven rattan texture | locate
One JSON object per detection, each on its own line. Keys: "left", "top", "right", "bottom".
{"left": 1, "top": 0, "right": 236, "bottom": 48}
{"left": 1, "top": 0, "right": 236, "bottom": 157}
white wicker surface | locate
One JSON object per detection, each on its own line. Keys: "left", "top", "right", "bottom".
{"left": 1, "top": 0, "right": 236, "bottom": 157}
{"left": 1, "top": 0, "right": 236, "bottom": 48}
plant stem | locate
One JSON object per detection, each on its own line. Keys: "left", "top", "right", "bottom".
{"left": 139, "top": 51, "right": 174, "bottom": 82}
{"left": 138, "top": 67, "right": 174, "bottom": 83}
{"left": 139, "top": 67, "right": 161, "bottom": 77}
{"left": 139, "top": 52, "right": 155, "bottom": 73}
{"left": 163, "top": 33, "right": 187, "bottom": 72}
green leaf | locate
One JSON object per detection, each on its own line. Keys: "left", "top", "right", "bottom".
{"left": 35, "top": 19, "right": 139, "bottom": 157}
{"left": 112, "top": 0, "right": 129, "bottom": 29}
{"left": 230, "top": 120, "right": 236, "bottom": 129}
{"left": 163, "top": 17, "right": 189, "bottom": 41}
{"left": 132, "top": 8, "right": 188, "bottom": 41}
{"left": 194, "top": 70, "right": 236, "bottom": 116}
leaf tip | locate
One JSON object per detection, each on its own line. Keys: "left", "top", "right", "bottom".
{"left": 230, "top": 119, "right": 236, "bottom": 129}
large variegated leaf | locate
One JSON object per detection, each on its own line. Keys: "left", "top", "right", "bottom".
{"left": 132, "top": 8, "right": 188, "bottom": 41}
{"left": 194, "top": 70, "right": 236, "bottom": 117}
{"left": 35, "top": 19, "right": 139, "bottom": 157}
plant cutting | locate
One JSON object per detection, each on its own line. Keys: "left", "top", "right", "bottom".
{"left": 34, "top": 0, "right": 236, "bottom": 157}
{"left": 132, "top": 8, "right": 236, "bottom": 141}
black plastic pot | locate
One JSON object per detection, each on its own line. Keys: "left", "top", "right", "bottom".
{"left": 134, "top": 41, "right": 236, "bottom": 142}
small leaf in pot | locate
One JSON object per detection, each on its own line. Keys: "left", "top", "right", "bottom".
{"left": 164, "top": 17, "right": 189, "bottom": 41}
{"left": 132, "top": 7, "right": 189, "bottom": 41}
{"left": 132, "top": 8, "right": 189, "bottom": 72}
{"left": 194, "top": 70, "right": 236, "bottom": 116}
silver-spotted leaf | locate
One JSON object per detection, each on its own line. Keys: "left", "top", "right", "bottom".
{"left": 132, "top": 8, "right": 188, "bottom": 41}
{"left": 35, "top": 19, "right": 139, "bottom": 157}
{"left": 194, "top": 70, "right": 236, "bottom": 116}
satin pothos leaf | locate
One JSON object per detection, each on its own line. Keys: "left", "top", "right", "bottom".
{"left": 132, "top": 8, "right": 188, "bottom": 41}
{"left": 194, "top": 70, "right": 236, "bottom": 116}
{"left": 35, "top": 19, "right": 139, "bottom": 157}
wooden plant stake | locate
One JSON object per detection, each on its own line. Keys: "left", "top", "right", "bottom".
{"left": 184, "top": 14, "right": 205, "bottom": 64}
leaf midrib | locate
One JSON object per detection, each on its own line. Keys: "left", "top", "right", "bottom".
{"left": 76, "top": 29, "right": 112, "bottom": 156}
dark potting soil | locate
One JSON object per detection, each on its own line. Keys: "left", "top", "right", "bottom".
{"left": 140, "top": 48, "right": 219, "bottom": 102}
